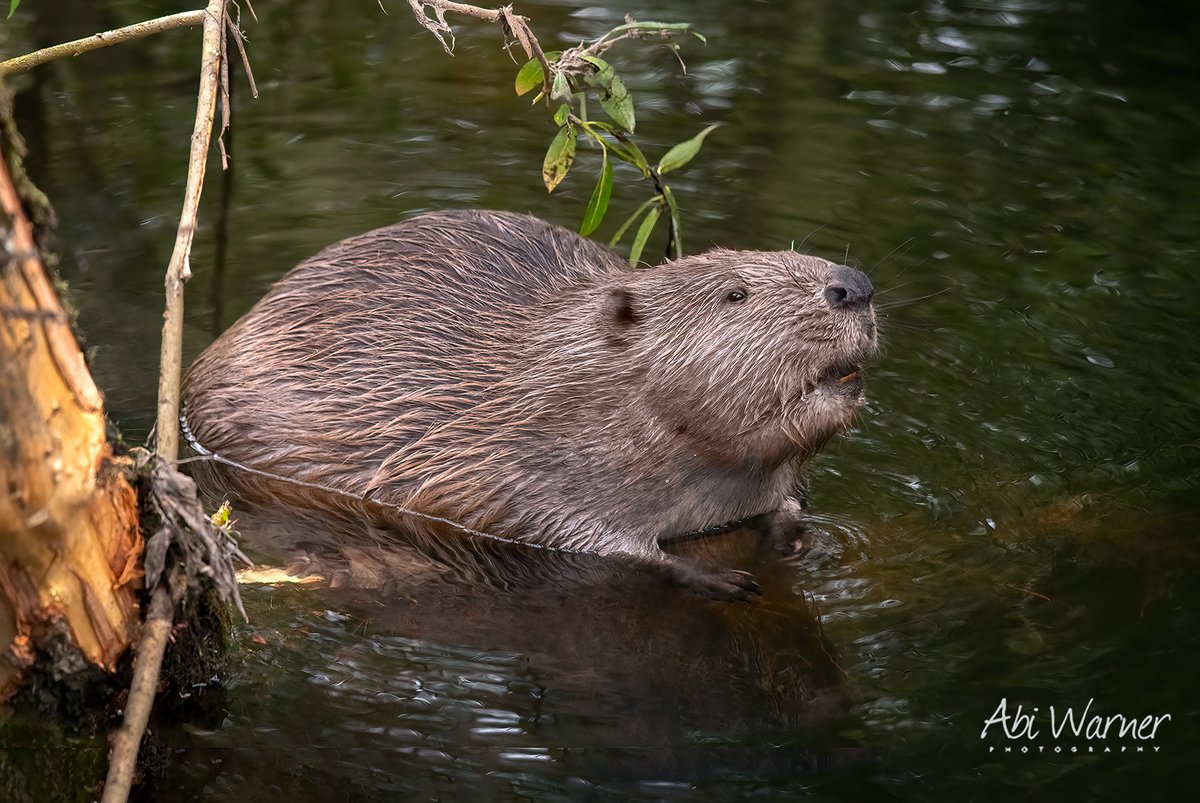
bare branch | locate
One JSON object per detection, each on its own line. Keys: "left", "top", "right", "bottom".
{"left": 406, "top": 2, "right": 551, "bottom": 92}
{"left": 583, "top": 19, "right": 703, "bottom": 61}
{"left": 227, "top": 13, "right": 259, "bottom": 97}
{"left": 217, "top": 22, "right": 231, "bottom": 170}
{"left": 407, "top": 0, "right": 492, "bottom": 54}
{"left": 0, "top": 10, "right": 207, "bottom": 76}
{"left": 407, "top": 0, "right": 503, "bottom": 28}
{"left": 99, "top": 586, "right": 174, "bottom": 803}
{"left": 155, "top": 0, "right": 229, "bottom": 463}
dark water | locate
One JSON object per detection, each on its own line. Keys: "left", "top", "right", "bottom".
{"left": 6, "top": 0, "right": 1200, "bottom": 799}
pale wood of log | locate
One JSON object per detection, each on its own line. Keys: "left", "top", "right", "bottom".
{"left": 0, "top": 142, "right": 142, "bottom": 698}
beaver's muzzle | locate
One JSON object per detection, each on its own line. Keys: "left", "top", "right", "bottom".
{"left": 823, "top": 265, "right": 874, "bottom": 310}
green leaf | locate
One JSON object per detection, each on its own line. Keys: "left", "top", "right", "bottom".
{"left": 628, "top": 206, "right": 662, "bottom": 266}
{"left": 583, "top": 122, "right": 648, "bottom": 173}
{"left": 609, "top": 196, "right": 659, "bottom": 249}
{"left": 579, "top": 54, "right": 615, "bottom": 88}
{"left": 601, "top": 75, "right": 635, "bottom": 133}
{"left": 514, "top": 58, "right": 543, "bottom": 96}
{"left": 7, "top": 0, "right": 19, "bottom": 19}
{"left": 542, "top": 125, "right": 577, "bottom": 192}
{"left": 550, "top": 70, "right": 570, "bottom": 101}
{"left": 658, "top": 124, "right": 720, "bottom": 174}
{"left": 578, "top": 124, "right": 607, "bottom": 149}
{"left": 514, "top": 52, "right": 561, "bottom": 96}
{"left": 619, "top": 136, "right": 651, "bottom": 173}
{"left": 580, "top": 155, "right": 613, "bottom": 237}
{"left": 553, "top": 103, "right": 570, "bottom": 126}
{"left": 662, "top": 184, "right": 682, "bottom": 259}
{"left": 602, "top": 140, "right": 642, "bottom": 170}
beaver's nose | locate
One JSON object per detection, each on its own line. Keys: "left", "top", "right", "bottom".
{"left": 823, "top": 266, "right": 874, "bottom": 309}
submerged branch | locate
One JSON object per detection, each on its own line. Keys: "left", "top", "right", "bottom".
{"left": 0, "top": 10, "right": 207, "bottom": 76}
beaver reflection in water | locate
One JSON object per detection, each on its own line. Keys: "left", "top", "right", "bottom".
{"left": 182, "top": 209, "right": 878, "bottom": 600}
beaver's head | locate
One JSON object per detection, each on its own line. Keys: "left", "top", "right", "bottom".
{"left": 600, "top": 250, "right": 880, "bottom": 467}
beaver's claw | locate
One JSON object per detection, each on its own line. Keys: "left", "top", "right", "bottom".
{"left": 696, "top": 568, "right": 762, "bottom": 602}
{"left": 658, "top": 556, "right": 762, "bottom": 602}
{"left": 753, "top": 499, "right": 810, "bottom": 556}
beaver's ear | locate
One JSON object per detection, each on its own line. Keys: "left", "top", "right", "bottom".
{"left": 602, "top": 287, "right": 640, "bottom": 328}
{"left": 599, "top": 287, "right": 639, "bottom": 347}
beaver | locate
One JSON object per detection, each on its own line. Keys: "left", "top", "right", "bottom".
{"left": 182, "top": 209, "right": 878, "bottom": 600}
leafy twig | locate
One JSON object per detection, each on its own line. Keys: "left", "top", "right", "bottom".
{"left": 419, "top": 6, "right": 711, "bottom": 260}
{"left": 588, "top": 19, "right": 705, "bottom": 55}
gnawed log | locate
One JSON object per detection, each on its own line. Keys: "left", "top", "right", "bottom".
{"left": 0, "top": 101, "right": 142, "bottom": 700}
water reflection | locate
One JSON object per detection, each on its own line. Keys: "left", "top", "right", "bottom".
{"left": 158, "top": 496, "right": 868, "bottom": 798}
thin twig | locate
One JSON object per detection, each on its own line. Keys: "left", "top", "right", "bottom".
{"left": 0, "top": 10, "right": 207, "bottom": 75}
{"left": 408, "top": 0, "right": 502, "bottom": 31}
{"left": 154, "top": 0, "right": 228, "bottom": 463}
{"left": 226, "top": 15, "right": 259, "bottom": 98}
{"left": 406, "top": 0, "right": 499, "bottom": 54}
{"left": 99, "top": 585, "right": 174, "bottom": 803}
{"left": 583, "top": 29, "right": 663, "bottom": 57}
{"left": 217, "top": 22, "right": 230, "bottom": 169}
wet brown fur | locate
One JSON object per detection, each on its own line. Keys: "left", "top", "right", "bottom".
{"left": 183, "top": 209, "right": 879, "bottom": 599}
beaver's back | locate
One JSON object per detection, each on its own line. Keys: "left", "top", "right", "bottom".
{"left": 183, "top": 209, "right": 627, "bottom": 496}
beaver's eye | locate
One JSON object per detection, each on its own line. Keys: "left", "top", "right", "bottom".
{"left": 726, "top": 289, "right": 747, "bottom": 303}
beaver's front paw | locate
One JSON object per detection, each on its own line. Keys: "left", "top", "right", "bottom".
{"left": 757, "top": 501, "right": 810, "bottom": 556}
{"left": 658, "top": 556, "right": 761, "bottom": 602}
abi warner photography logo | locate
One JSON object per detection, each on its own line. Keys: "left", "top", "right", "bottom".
{"left": 981, "top": 697, "right": 1171, "bottom": 754}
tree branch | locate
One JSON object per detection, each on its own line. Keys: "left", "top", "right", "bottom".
{"left": 406, "top": 1, "right": 552, "bottom": 93}
{"left": 0, "top": 10, "right": 207, "bottom": 76}
{"left": 154, "top": 0, "right": 228, "bottom": 464}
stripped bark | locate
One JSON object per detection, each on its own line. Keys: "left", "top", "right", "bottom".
{"left": 0, "top": 135, "right": 141, "bottom": 700}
